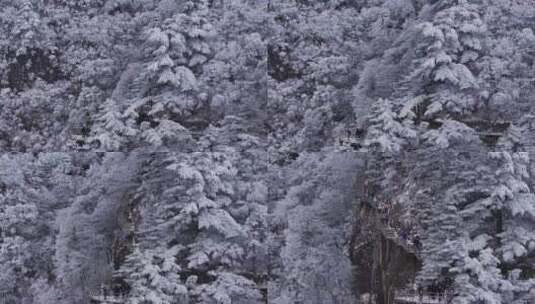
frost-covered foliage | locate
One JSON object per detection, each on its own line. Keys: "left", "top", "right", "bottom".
{"left": 269, "top": 150, "right": 363, "bottom": 304}
{"left": 364, "top": 98, "right": 416, "bottom": 154}
{"left": 118, "top": 151, "right": 265, "bottom": 304}
{"left": 343, "top": 0, "right": 535, "bottom": 303}
{"left": 1, "top": 0, "right": 535, "bottom": 303}
{"left": 0, "top": 153, "right": 88, "bottom": 303}
{"left": 0, "top": 1, "right": 269, "bottom": 302}
{"left": 409, "top": 151, "right": 535, "bottom": 304}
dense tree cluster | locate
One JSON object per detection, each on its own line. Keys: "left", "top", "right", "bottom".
{"left": 0, "top": 0, "right": 534, "bottom": 304}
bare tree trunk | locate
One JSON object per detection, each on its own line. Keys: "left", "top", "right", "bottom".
{"left": 371, "top": 235, "right": 379, "bottom": 304}
{"left": 375, "top": 236, "right": 386, "bottom": 304}
{"left": 375, "top": 236, "right": 395, "bottom": 304}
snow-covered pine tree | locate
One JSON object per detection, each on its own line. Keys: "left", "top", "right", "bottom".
{"left": 488, "top": 152, "right": 535, "bottom": 303}
{"left": 90, "top": 98, "right": 138, "bottom": 151}
{"left": 476, "top": 0, "right": 535, "bottom": 123}
{"left": 364, "top": 98, "right": 416, "bottom": 154}
{"left": 402, "top": 0, "right": 485, "bottom": 119}
{"left": 411, "top": 149, "right": 508, "bottom": 304}
{"left": 118, "top": 151, "right": 264, "bottom": 304}
{"left": 116, "top": 243, "right": 188, "bottom": 304}
{"left": 88, "top": 1, "right": 215, "bottom": 150}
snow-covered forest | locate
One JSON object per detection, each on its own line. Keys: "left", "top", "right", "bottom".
{"left": 0, "top": 0, "right": 534, "bottom": 303}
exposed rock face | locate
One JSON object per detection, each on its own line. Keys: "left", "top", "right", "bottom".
{"left": 351, "top": 205, "right": 421, "bottom": 304}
